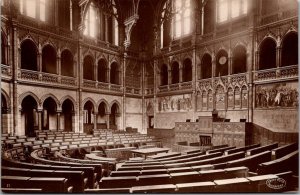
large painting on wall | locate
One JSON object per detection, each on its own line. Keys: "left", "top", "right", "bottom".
{"left": 157, "top": 94, "right": 192, "bottom": 112}
{"left": 255, "top": 82, "right": 298, "bottom": 108}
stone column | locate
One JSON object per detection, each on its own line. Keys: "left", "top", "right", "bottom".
{"left": 37, "top": 109, "right": 43, "bottom": 131}
{"left": 38, "top": 45, "right": 42, "bottom": 72}
{"left": 276, "top": 46, "right": 281, "bottom": 68}
{"left": 105, "top": 112, "right": 110, "bottom": 129}
{"left": 105, "top": 14, "right": 109, "bottom": 42}
{"left": 12, "top": 25, "right": 19, "bottom": 135}
{"left": 228, "top": 51, "right": 232, "bottom": 75}
{"left": 168, "top": 70, "right": 172, "bottom": 85}
{"left": 93, "top": 112, "right": 98, "bottom": 130}
{"left": 56, "top": 111, "right": 61, "bottom": 130}
{"left": 179, "top": 65, "right": 183, "bottom": 83}
{"left": 107, "top": 67, "right": 111, "bottom": 83}
{"left": 57, "top": 49, "right": 61, "bottom": 75}
{"left": 212, "top": 53, "right": 216, "bottom": 77}
{"left": 94, "top": 61, "right": 98, "bottom": 81}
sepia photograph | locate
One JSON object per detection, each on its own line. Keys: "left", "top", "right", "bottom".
{"left": 0, "top": 0, "right": 299, "bottom": 193}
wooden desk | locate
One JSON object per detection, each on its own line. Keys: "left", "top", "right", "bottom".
{"left": 131, "top": 148, "right": 170, "bottom": 159}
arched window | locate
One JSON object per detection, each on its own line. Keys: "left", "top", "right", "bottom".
{"left": 217, "top": 0, "right": 247, "bottom": 23}
{"left": 216, "top": 50, "right": 228, "bottom": 76}
{"left": 282, "top": 33, "right": 298, "bottom": 67}
{"left": 259, "top": 39, "right": 276, "bottom": 70}
{"left": 83, "top": 56, "right": 94, "bottom": 80}
{"left": 19, "top": 0, "right": 46, "bottom": 22}
{"left": 232, "top": 45, "right": 247, "bottom": 74}
{"left": 61, "top": 50, "right": 74, "bottom": 77}
{"left": 171, "top": 62, "right": 179, "bottom": 84}
{"left": 160, "top": 64, "right": 168, "bottom": 86}
{"left": 42, "top": 45, "right": 57, "bottom": 74}
{"left": 98, "top": 59, "right": 107, "bottom": 82}
{"left": 21, "top": 40, "right": 38, "bottom": 71}
{"left": 182, "top": 58, "right": 192, "bottom": 82}
{"left": 84, "top": 2, "right": 97, "bottom": 38}
{"left": 173, "top": 0, "right": 192, "bottom": 38}
{"left": 1, "top": 32, "right": 7, "bottom": 65}
{"left": 110, "top": 62, "right": 119, "bottom": 84}
{"left": 201, "top": 54, "right": 212, "bottom": 79}
{"left": 160, "top": 2, "right": 171, "bottom": 48}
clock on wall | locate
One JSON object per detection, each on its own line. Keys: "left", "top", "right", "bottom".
{"left": 219, "top": 56, "right": 227, "bottom": 65}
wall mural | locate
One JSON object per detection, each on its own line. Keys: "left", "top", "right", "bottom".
{"left": 157, "top": 94, "right": 193, "bottom": 112}
{"left": 255, "top": 82, "right": 298, "bottom": 108}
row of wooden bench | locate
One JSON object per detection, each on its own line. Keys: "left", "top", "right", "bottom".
{"left": 2, "top": 157, "right": 100, "bottom": 191}
{"left": 99, "top": 166, "right": 249, "bottom": 188}
{"left": 87, "top": 171, "right": 294, "bottom": 193}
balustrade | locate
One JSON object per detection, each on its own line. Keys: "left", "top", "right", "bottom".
{"left": 254, "top": 65, "right": 298, "bottom": 82}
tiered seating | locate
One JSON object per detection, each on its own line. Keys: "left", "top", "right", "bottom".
{"left": 2, "top": 130, "right": 298, "bottom": 193}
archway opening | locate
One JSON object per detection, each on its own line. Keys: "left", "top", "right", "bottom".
{"left": 21, "top": 96, "right": 38, "bottom": 137}
{"left": 259, "top": 38, "right": 276, "bottom": 70}
{"left": 61, "top": 50, "right": 74, "bottom": 77}
{"left": 110, "top": 103, "right": 120, "bottom": 130}
{"left": 42, "top": 45, "right": 57, "bottom": 74}
{"left": 232, "top": 45, "right": 247, "bottom": 74}
{"left": 42, "top": 97, "right": 57, "bottom": 130}
{"left": 83, "top": 56, "right": 95, "bottom": 80}
{"left": 62, "top": 99, "right": 74, "bottom": 132}
{"left": 83, "top": 100, "right": 94, "bottom": 133}
{"left": 201, "top": 54, "right": 212, "bottom": 79}
{"left": 97, "top": 102, "right": 107, "bottom": 129}
{"left": 282, "top": 33, "right": 298, "bottom": 67}
{"left": 98, "top": 59, "right": 107, "bottom": 82}
{"left": 171, "top": 62, "right": 179, "bottom": 84}
{"left": 183, "top": 58, "right": 192, "bottom": 82}
{"left": 1, "top": 32, "right": 7, "bottom": 65}
{"left": 21, "top": 40, "right": 38, "bottom": 71}
{"left": 160, "top": 64, "right": 168, "bottom": 86}
{"left": 110, "top": 62, "right": 119, "bottom": 84}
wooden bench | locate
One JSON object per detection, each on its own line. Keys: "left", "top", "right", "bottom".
{"left": 2, "top": 158, "right": 96, "bottom": 189}
{"left": 110, "top": 170, "right": 141, "bottom": 177}
{"left": 257, "top": 150, "right": 299, "bottom": 175}
{"left": 206, "top": 146, "right": 236, "bottom": 154}
{"left": 1, "top": 176, "right": 71, "bottom": 193}
{"left": 271, "top": 143, "right": 298, "bottom": 160}
{"left": 224, "top": 144, "right": 261, "bottom": 155}
{"left": 226, "top": 151, "right": 272, "bottom": 172}
{"left": 246, "top": 143, "right": 278, "bottom": 156}
{"left": 2, "top": 166, "right": 86, "bottom": 192}
{"left": 140, "top": 169, "right": 169, "bottom": 175}
{"left": 161, "top": 152, "right": 223, "bottom": 165}
{"left": 99, "top": 176, "right": 137, "bottom": 188}
{"left": 184, "top": 151, "right": 245, "bottom": 167}
{"left": 138, "top": 174, "right": 171, "bottom": 186}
